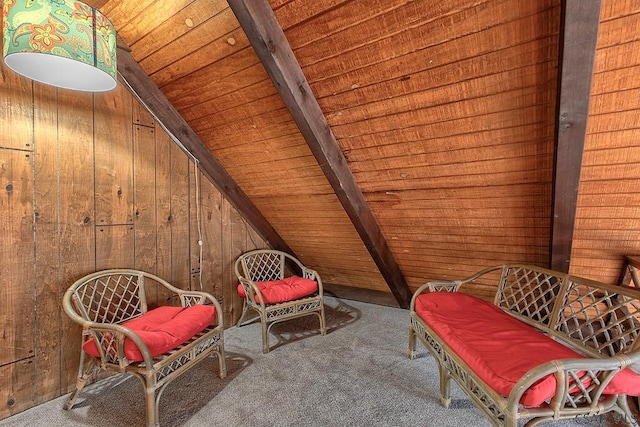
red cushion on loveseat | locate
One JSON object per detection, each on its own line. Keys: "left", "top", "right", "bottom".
{"left": 237, "top": 275, "right": 318, "bottom": 305}
{"left": 415, "top": 292, "right": 640, "bottom": 407}
{"left": 82, "top": 304, "right": 216, "bottom": 362}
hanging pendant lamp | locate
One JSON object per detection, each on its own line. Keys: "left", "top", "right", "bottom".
{"left": 2, "top": 0, "right": 117, "bottom": 92}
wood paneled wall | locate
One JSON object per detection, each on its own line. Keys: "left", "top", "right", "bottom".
{"left": 0, "top": 65, "right": 266, "bottom": 420}
{"left": 570, "top": 0, "right": 640, "bottom": 283}
{"left": 281, "top": 0, "right": 560, "bottom": 299}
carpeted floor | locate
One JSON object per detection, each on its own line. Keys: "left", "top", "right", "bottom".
{"left": 0, "top": 296, "right": 630, "bottom": 426}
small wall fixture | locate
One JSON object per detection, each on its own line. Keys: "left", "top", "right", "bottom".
{"left": 3, "top": 0, "right": 117, "bottom": 92}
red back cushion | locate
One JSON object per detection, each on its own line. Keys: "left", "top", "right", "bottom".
{"left": 83, "top": 304, "right": 216, "bottom": 362}
{"left": 237, "top": 275, "right": 318, "bottom": 304}
{"left": 415, "top": 292, "right": 640, "bottom": 407}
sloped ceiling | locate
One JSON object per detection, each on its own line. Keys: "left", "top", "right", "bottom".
{"left": 94, "top": 0, "right": 579, "bottom": 303}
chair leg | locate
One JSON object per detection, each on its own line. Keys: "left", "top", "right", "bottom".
{"left": 319, "top": 305, "right": 326, "bottom": 335}
{"left": 217, "top": 346, "right": 227, "bottom": 379}
{"left": 438, "top": 362, "right": 452, "bottom": 409}
{"left": 144, "top": 383, "right": 160, "bottom": 427}
{"left": 261, "top": 315, "right": 270, "bottom": 354}
{"left": 63, "top": 350, "right": 98, "bottom": 410}
{"left": 617, "top": 395, "right": 639, "bottom": 427}
{"left": 408, "top": 325, "right": 416, "bottom": 360}
{"left": 236, "top": 298, "right": 249, "bottom": 327}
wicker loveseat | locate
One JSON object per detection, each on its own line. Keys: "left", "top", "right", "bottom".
{"left": 409, "top": 265, "right": 640, "bottom": 427}
{"left": 62, "top": 269, "right": 226, "bottom": 427}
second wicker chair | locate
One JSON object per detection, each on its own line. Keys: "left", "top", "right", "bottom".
{"left": 234, "top": 249, "right": 326, "bottom": 353}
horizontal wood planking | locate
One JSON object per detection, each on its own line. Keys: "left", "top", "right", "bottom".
{"left": 570, "top": 1, "right": 640, "bottom": 284}
{"left": 199, "top": 0, "right": 556, "bottom": 296}
{"left": 297, "top": 0, "right": 557, "bottom": 289}
{"left": 109, "top": 0, "right": 196, "bottom": 49}
{"left": 158, "top": 45, "right": 260, "bottom": 100}
{"left": 299, "top": 3, "right": 560, "bottom": 96}
{"left": 138, "top": 5, "right": 239, "bottom": 76}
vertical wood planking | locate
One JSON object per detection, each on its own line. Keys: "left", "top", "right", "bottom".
{"left": 133, "top": 125, "right": 157, "bottom": 273}
{"left": 0, "top": 149, "right": 35, "bottom": 415}
{"left": 247, "top": 223, "right": 266, "bottom": 251}
{"left": 0, "top": 70, "right": 35, "bottom": 394}
{"left": 94, "top": 85, "right": 134, "bottom": 226}
{"left": 57, "top": 89, "right": 95, "bottom": 392}
{"left": 221, "top": 198, "right": 236, "bottom": 326}
{"left": 0, "top": 361, "right": 35, "bottom": 419}
{"left": 96, "top": 225, "right": 136, "bottom": 270}
{"left": 231, "top": 203, "right": 248, "bottom": 325}
{"left": 170, "top": 143, "right": 191, "bottom": 289}
{"left": 155, "top": 129, "right": 173, "bottom": 304}
{"left": 33, "top": 83, "right": 60, "bottom": 403}
{"left": 0, "top": 55, "right": 36, "bottom": 420}
{"left": 189, "top": 161, "right": 202, "bottom": 290}
{"left": 0, "top": 68, "right": 33, "bottom": 151}
{"left": 132, "top": 96, "right": 155, "bottom": 128}
{"left": 200, "top": 174, "right": 224, "bottom": 298}
{"left": 133, "top": 123, "right": 159, "bottom": 306}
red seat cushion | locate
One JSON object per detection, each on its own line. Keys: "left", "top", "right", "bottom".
{"left": 83, "top": 304, "right": 216, "bottom": 362}
{"left": 415, "top": 292, "right": 640, "bottom": 407}
{"left": 237, "top": 275, "right": 318, "bottom": 304}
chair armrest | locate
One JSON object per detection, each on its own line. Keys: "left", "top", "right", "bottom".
{"left": 178, "top": 290, "right": 224, "bottom": 327}
{"left": 506, "top": 353, "right": 639, "bottom": 416}
{"left": 302, "top": 267, "right": 323, "bottom": 296}
{"left": 238, "top": 276, "right": 267, "bottom": 308}
{"left": 81, "top": 322, "right": 156, "bottom": 368}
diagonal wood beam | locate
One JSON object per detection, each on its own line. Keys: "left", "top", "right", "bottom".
{"left": 550, "top": 0, "right": 602, "bottom": 272}
{"left": 117, "top": 49, "right": 294, "bottom": 256}
{"left": 228, "top": 0, "right": 412, "bottom": 308}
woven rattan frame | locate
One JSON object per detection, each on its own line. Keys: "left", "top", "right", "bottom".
{"left": 62, "top": 269, "right": 226, "bottom": 427}
{"left": 234, "top": 249, "right": 326, "bottom": 353}
{"left": 409, "top": 265, "right": 640, "bottom": 427}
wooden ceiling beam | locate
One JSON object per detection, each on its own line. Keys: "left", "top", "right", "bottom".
{"left": 117, "top": 49, "right": 294, "bottom": 255}
{"left": 550, "top": 0, "right": 602, "bottom": 272}
{"left": 228, "top": 0, "right": 412, "bottom": 308}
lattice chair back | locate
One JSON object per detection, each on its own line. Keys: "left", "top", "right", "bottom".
{"left": 496, "top": 265, "right": 640, "bottom": 362}
{"left": 236, "top": 250, "right": 288, "bottom": 282}
{"left": 554, "top": 275, "right": 640, "bottom": 360}
{"left": 68, "top": 270, "right": 147, "bottom": 324}
{"left": 496, "top": 265, "right": 564, "bottom": 328}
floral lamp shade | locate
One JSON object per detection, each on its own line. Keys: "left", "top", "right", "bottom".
{"left": 2, "top": 0, "right": 117, "bottom": 92}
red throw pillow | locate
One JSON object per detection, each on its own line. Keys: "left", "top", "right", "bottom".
{"left": 236, "top": 275, "right": 318, "bottom": 304}
{"left": 83, "top": 304, "right": 216, "bottom": 362}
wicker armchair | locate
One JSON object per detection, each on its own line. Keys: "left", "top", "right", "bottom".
{"left": 62, "top": 269, "right": 226, "bottom": 427}
{"left": 234, "top": 249, "right": 326, "bottom": 353}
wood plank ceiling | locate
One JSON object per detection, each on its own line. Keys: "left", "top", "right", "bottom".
{"left": 98, "top": 0, "right": 564, "bottom": 300}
